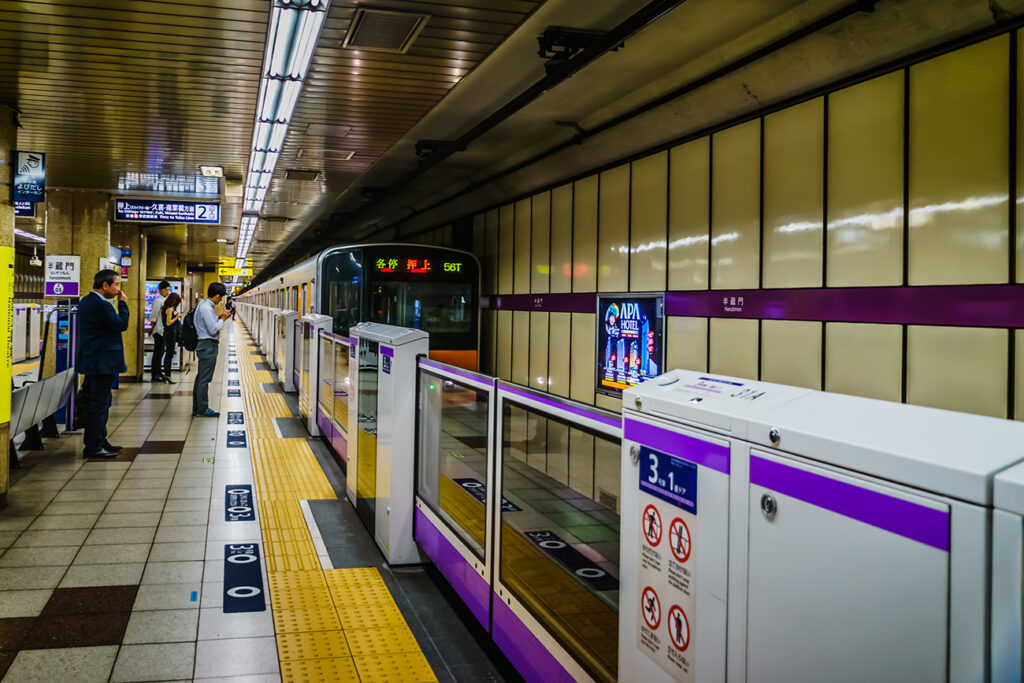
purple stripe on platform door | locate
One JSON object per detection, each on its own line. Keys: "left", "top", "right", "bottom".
{"left": 750, "top": 456, "right": 950, "bottom": 551}
{"left": 413, "top": 508, "right": 489, "bottom": 628}
{"left": 624, "top": 419, "right": 731, "bottom": 474}
{"left": 492, "top": 597, "right": 576, "bottom": 683}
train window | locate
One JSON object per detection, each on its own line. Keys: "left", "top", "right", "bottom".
{"left": 329, "top": 279, "right": 360, "bottom": 335}
{"left": 499, "top": 403, "right": 620, "bottom": 683}
{"left": 356, "top": 340, "right": 379, "bottom": 531}
{"left": 416, "top": 371, "right": 490, "bottom": 559}
{"left": 368, "top": 282, "right": 473, "bottom": 348}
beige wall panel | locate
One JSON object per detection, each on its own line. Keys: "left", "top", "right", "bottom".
{"left": 570, "top": 312, "right": 596, "bottom": 403}
{"left": 598, "top": 165, "right": 630, "bottom": 292}
{"left": 594, "top": 437, "right": 621, "bottom": 512}
{"left": 511, "top": 311, "right": 530, "bottom": 386}
{"left": 484, "top": 209, "right": 499, "bottom": 295}
{"left": 709, "top": 318, "right": 759, "bottom": 380}
{"left": 909, "top": 35, "right": 1010, "bottom": 285}
{"left": 907, "top": 326, "right": 1008, "bottom": 418}
{"left": 1016, "top": 331, "right": 1023, "bottom": 421}
{"left": 551, "top": 184, "right": 573, "bottom": 293}
{"left": 532, "top": 192, "right": 551, "bottom": 294}
{"left": 827, "top": 72, "right": 905, "bottom": 286}
{"left": 825, "top": 322, "right": 902, "bottom": 402}
{"left": 668, "top": 138, "right": 710, "bottom": 290}
{"left": 595, "top": 394, "right": 622, "bottom": 412}
{"left": 1019, "top": 31, "right": 1024, "bottom": 283}
{"left": 711, "top": 119, "right": 761, "bottom": 290}
{"left": 548, "top": 313, "right": 571, "bottom": 398}
{"left": 514, "top": 198, "right": 531, "bottom": 295}
{"left": 568, "top": 431, "right": 595, "bottom": 498}
{"left": 529, "top": 312, "right": 549, "bottom": 392}
{"left": 482, "top": 309, "right": 497, "bottom": 376}
{"left": 546, "top": 420, "right": 570, "bottom": 484}
{"left": 630, "top": 151, "right": 668, "bottom": 292}
{"left": 499, "top": 204, "right": 515, "bottom": 294}
{"left": 496, "top": 310, "right": 513, "bottom": 381}
{"left": 472, "top": 214, "right": 485, "bottom": 265}
{"left": 763, "top": 98, "right": 824, "bottom": 288}
{"left": 573, "top": 176, "right": 598, "bottom": 292}
{"left": 666, "top": 316, "right": 708, "bottom": 372}
{"left": 760, "top": 320, "right": 822, "bottom": 389}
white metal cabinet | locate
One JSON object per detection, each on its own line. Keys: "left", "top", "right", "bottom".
{"left": 992, "top": 463, "right": 1024, "bottom": 682}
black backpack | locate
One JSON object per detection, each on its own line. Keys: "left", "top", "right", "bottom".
{"left": 181, "top": 309, "right": 199, "bottom": 351}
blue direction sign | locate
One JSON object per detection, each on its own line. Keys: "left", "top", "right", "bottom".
{"left": 13, "top": 151, "right": 45, "bottom": 202}
{"left": 14, "top": 201, "right": 34, "bottom": 217}
{"left": 115, "top": 198, "right": 220, "bottom": 224}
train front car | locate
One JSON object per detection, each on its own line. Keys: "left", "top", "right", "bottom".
{"left": 320, "top": 244, "right": 480, "bottom": 371}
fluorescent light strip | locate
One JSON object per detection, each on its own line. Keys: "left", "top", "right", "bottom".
{"left": 14, "top": 228, "right": 45, "bottom": 243}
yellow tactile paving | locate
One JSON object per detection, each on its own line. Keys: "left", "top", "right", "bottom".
{"left": 233, "top": 322, "right": 438, "bottom": 683}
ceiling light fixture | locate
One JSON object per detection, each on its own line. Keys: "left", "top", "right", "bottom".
{"left": 216, "top": 238, "right": 229, "bottom": 243}
{"left": 236, "top": 214, "right": 259, "bottom": 260}
{"left": 200, "top": 165, "right": 224, "bottom": 177}
{"left": 242, "top": 0, "right": 330, "bottom": 228}
{"left": 14, "top": 228, "right": 45, "bottom": 243}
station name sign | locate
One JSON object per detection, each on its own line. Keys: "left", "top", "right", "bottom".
{"left": 115, "top": 198, "right": 220, "bottom": 224}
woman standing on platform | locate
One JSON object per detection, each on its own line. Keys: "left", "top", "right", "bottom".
{"left": 159, "top": 293, "right": 183, "bottom": 383}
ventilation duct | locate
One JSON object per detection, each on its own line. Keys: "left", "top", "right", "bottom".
{"left": 342, "top": 8, "right": 429, "bottom": 54}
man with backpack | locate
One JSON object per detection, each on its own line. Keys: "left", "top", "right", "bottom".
{"left": 191, "top": 282, "right": 232, "bottom": 417}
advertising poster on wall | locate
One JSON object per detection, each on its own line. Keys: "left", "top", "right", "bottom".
{"left": 596, "top": 294, "right": 664, "bottom": 395}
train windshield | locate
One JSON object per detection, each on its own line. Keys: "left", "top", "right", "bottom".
{"left": 368, "top": 282, "right": 474, "bottom": 349}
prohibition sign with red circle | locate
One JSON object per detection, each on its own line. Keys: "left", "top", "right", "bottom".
{"left": 667, "top": 605, "right": 690, "bottom": 652}
{"left": 642, "top": 504, "right": 662, "bottom": 546}
{"left": 668, "top": 517, "right": 691, "bottom": 563}
{"left": 641, "top": 586, "right": 661, "bottom": 630}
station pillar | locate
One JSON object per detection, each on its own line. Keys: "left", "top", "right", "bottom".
{"left": 45, "top": 190, "right": 111, "bottom": 297}
{"left": 0, "top": 106, "right": 16, "bottom": 508}
{"left": 112, "top": 223, "right": 143, "bottom": 380}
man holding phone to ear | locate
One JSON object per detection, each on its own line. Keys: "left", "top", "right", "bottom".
{"left": 75, "top": 269, "right": 130, "bottom": 458}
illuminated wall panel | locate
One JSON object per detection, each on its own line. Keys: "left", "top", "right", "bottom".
{"left": 472, "top": 213, "right": 484, "bottom": 268}
{"left": 568, "top": 430, "right": 595, "bottom": 499}
{"left": 511, "top": 311, "right": 530, "bottom": 386}
{"left": 496, "top": 310, "right": 512, "bottom": 381}
{"left": 668, "top": 137, "right": 710, "bottom": 291}
{"left": 548, "top": 313, "right": 571, "bottom": 397}
{"left": 762, "top": 98, "right": 824, "bottom": 288}
{"left": 481, "top": 309, "right": 496, "bottom": 376}
{"left": 827, "top": 72, "right": 904, "bottom": 286}
{"left": 630, "top": 151, "right": 668, "bottom": 292}
{"left": 907, "top": 326, "right": 1008, "bottom": 418}
{"left": 711, "top": 119, "right": 760, "bottom": 290}
{"left": 570, "top": 312, "right": 596, "bottom": 403}
{"left": 708, "top": 318, "right": 759, "bottom": 379}
{"left": 598, "top": 165, "right": 630, "bottom": 292}
{"left": 573, "top": 176, "right": 598, "bottom": 293}
{"left": 532, "top": 191, "right": 551, "bottom": 294}
{"left": 529, "top": 312, "right": 549, "bottom": 392}
{"left": 666, "top": 316, "right": 708, "bottom": 372}
{"left": 825, "top": 322, "right": 902, "bottom": 402}
{"left": 550, "top": 184, "right": 573, "bottom": 294}
{"left": 484, "top": 209, "right": 498, "bottom": 295}
{"left": 514, "top": 198, "right": 531, "bottom": 295}
{"left": 498, "top": 205, "right": 515, "bottom": 294}
{"left": 760, "top": 320, "right": 822, "bottom": 389}
{"left": 908, "top": 35, "right": 1009, "bottom": 285}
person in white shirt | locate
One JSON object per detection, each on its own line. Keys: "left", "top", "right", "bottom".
{"left": 149, "top": 280, "right": 170, "bottom": 382}
{"left": 193, "top": 282, "right": 232, "bottom": 417}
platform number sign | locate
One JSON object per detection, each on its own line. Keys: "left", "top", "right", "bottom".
{"left": 225, "top": 485, "right": 255, "bottom": 522}
{"left": 223, "top": 544, "right": 266, "bottom": 613}
{"left": 637, "top": 444, "right": 699, "bottom": 681}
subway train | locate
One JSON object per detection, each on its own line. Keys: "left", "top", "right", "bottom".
{"left": 237, "top": 243, "right": 480, "bottom": 370}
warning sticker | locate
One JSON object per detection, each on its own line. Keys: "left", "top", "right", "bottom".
{"left": 638, "top": 445, "right": 697, "bottom": 682}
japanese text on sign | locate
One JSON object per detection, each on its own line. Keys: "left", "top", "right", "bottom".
{"left": 45, "top": 255, "right": 80, "bottom": 297}
{"left": 115, "top": 198, "right": 220, "bottom": 224}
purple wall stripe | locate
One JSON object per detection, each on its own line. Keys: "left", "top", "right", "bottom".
{"left": 624, "top": 419, "right": 731, "bottom": 474}
{"left": 492, "top": 597, "right": 576, "bottom": 683}
{"left": 316, "top": 407, "right": 335, "bottom": 441}
{"left": 483, "top": 284, "right": 1024, "bottom": 328}
{"left": 502, "top": 385, "right": 620, "bottom": 428}
{"left": 750, "top": 455, "right": 950, "bottom": 551}
{"left": 413, "top": 508, "right": 490, "bottom": 628}
{"left": 380, "top": 345, "right": 394, "bottom": 357}
{"left": 419, "top": 359, "right": 493, "bottom": 390}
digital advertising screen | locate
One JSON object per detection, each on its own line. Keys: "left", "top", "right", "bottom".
{"left": 596, "top": 294, "right": 664, "bottom": 395}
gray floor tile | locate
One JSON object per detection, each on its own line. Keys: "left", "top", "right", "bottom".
{"left": 62, "top": 479, "right": 120, "bottom": 491}
{"left": 167, "top": 487, "right": 211, "bottom": 500}
{"left": 197, "top": 607, "right": 274, "bottom": 640}
{"left": 0, "top": 531, "right": 19, "bottom": 548}
{"left": 13, "top": 528, "right": 90, "bottom": 548}
{"left": 0, "top": 588, "right": 54, "bottom": 617}
{"left": 0, "top": 516, "right": 37, "bottom": 531}
{"left": 194, "top": 636, "right": 280, "bottom": 678}
{"left": 41, "top": 500, "right": 107, "bottom": 515}
{"left": 132, "top": 582, "right": 202, "bottom": 611}
{"left": 27, "top": 514, "right": 99, "bottom": 530}
{"left": 95, "top": 512, "right": 163, "bottom": 528}
{"left": 110, "top": 487, "right": 169, "bottom": 502}
{"left": 0, "top": 565, "right": 66, "bottom": 590}
{"left": 111, "top": 642, "right": 196, "bottom": 682}
{"left": 0, "top": 545, "right": 79, "bottom": 568}
{"left": 52, "top": 489, "right": 112, "bottom": 502}
{"left": 103, "top": 499, "right": 166, "bottom": 514}
{"left": 148, "top": 541, "right": 205, "bottom": 562}
{"left": 155, "top": 524, "right": 207, "bottom": 543}
{"left": 161, "top": 510, "right": 210, "bottom": 527}
{"left": 142, "top": 560, "right": 204, "bottom": 585}
{"left": 163, "top": 498, "right": 211, "bottom": 513}
{"left": 122, "top": 609, "right": 199, "bottom": 644}
{"left": 85, "top": 526, "right": 157, "bottom": 545}
{"left": 3, "top": 645, "right": 119, "bottom": 683}
{"left": 59, "top": 562, "right": 145, "bottom": 587}
{"left": 73, "top": 543, "right": 152, "bottom": 565}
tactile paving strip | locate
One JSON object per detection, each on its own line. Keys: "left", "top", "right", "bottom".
{"left": 281, "top": 656, "right": 361, "bottom": 683}
{"left": 277, "top": 630, "right": 352, "bottom": 660}
{"left": 345, "top": 626, "right": 421, "bottom": 657}
{"left": 353, "top": 651, "right": 437, "bottom": 683}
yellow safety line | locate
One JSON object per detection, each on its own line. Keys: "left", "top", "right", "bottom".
{"left": 234, "top": 325, "right": 437, "bottom": 683}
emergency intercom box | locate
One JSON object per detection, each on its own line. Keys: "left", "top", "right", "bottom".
{"left": 349, "top": 322, "right": 428, "bottom": 565}
{"left": 620, "top": 369, "right": 1024, "bottom": 683}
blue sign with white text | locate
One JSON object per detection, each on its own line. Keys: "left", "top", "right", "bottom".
{"left": 524, "top": 530, "right": 618, "bottom": 591}
{"left": 225, "top": 485, "right": 255, "bottom": 522}
{"left": 13, "top": 151, "right": 45, "bottom": 202}
{"left": 223, "top": 544, "right": 266, "bottom": 613}
{"left": 453, "top": 478, "right": 521, "bottom": 512}
{"left": 115, "top": 198, "right": 220, "bottom": 224}
{"left": 227, "top": 411, "right": 244, "bottom": 425}
{"left": 226, "top": 430, "right": 247, "bottom": 448}
{"left": 639, "top": 446, "right": 697, "bottom": 514}
{"left": 14, "top": 201, "right": 34, "bottom": 217}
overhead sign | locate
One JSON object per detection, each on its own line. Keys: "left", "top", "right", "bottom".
{"left": 45, "top": 255, "right": 80, "bottom": 297}
{"left": 13, "top": 201, "right": 34, "bottom": 218}
{"left": 218, "top": 267, "right": 252, "bottom": 277}
{"left": 115, "top": 198, "right": 220, "bottom": 224}
{"left": 13, "top": 151, "right": 45, "bottom": 202}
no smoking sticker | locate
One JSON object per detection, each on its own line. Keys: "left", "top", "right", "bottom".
{"left": 641, "top": 586, "right": 661, "bottom": 630}
{"left": 667, "top": 605, "right": 690, "bottom": 652}
{"left": 668, "top": 518, "right": 691, "bottom": 563}
{"left": 643, "top": 504, "right": 662, "bottom": 546}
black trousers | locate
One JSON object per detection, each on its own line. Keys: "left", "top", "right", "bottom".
{"left": 151, "top": 333, "right": 165, "bottom": 379}
{"left": 162, "top": 327, "right": 178, "bottom": 375}
{"left": 83, "top": 374, "right": 114, "bottom": 453}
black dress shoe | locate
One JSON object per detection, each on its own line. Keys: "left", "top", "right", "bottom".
{"left": 102, "top": 443, "right": 123, "bottom": 452}
{"left": 83, "top": 447, "right": 118, "bottom": 458}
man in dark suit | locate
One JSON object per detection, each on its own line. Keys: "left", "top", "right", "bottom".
{"left": 75, "top": 269, "right": 130, "bottom": 457}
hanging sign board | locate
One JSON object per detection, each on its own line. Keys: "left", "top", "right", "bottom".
{"left": 13, "top": 201, "right": 34, "bottom": 218}
{"left": 115, "top": 198, "right": 220, "bottom": 224}
{"left": 12, "top": 151, "right": 45, "bottom": 202}
{"left": 45, "top": 255, "right": 80, "bottom": 297}
{"left": 218, "top": 267, "right": 252, "bottom": 277}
